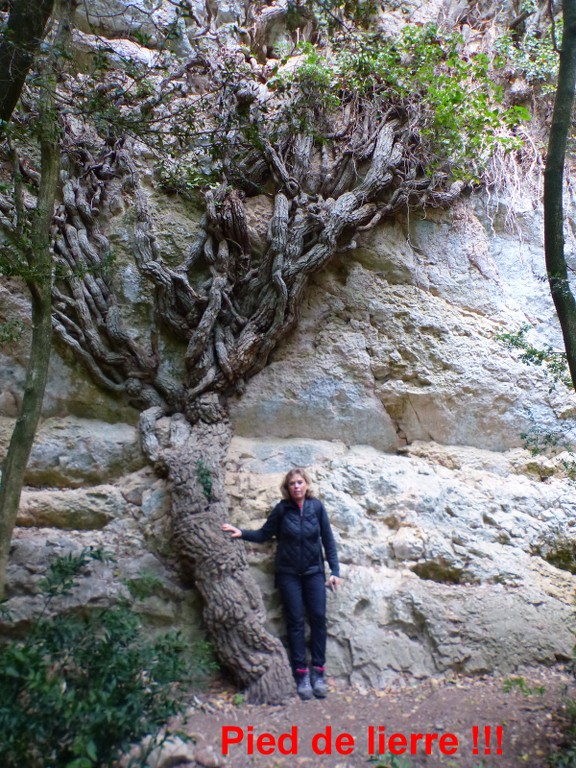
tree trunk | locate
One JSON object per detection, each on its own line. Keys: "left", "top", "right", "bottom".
{"left": 49, "top": 117, "right": 464, "bottom": 700}
{"left": 140, "top": 396, "right": 295, "bottom": 704}
{"left": 0, "top": 0, "right": 56, "bottom": 123}
{"left": 0, "top": 94, "right": 59, "bottom": 597}
{"left": 544, "top": 0, "right": 576, "bottom": 389}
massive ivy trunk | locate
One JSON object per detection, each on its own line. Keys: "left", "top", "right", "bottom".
{"left": 544, "top": 0, "right": 576, "bottom": 389}
{"left": 0, "top": 0, "right": 468, "bottom": 693}
{"left": 140, "top": 400, "right": 294, "bottom": 703}
{"left": 49, "top": 112, "right": 463, "bottom": 700}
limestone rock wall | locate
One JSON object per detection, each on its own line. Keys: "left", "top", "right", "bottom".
{"left": 3, "top": 187, "right": 576, "bottom": 685}
{"left": 221, "top": 192, "right": 576, "bottom": 685}
{"left": 225, "top": 436, "right": 576, "bottom": 687}
{"left": 1, "top": 0, "right": 575, "bottom": 688}
{"left": 230, "top": 198, "right": 575, "bottom": 453}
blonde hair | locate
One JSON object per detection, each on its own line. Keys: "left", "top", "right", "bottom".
{"left": 280, "top": 468, "right": 314, "bottom": 500}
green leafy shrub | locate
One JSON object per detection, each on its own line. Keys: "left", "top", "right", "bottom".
{"left": 0, "top": 549, "right": 212, "bottom": 768}
{"left": 496, "top": 26, "right": 559, "bottom": 93}
{"left": 496, "top": 324, "right": 571, "bottom": 390}
{"left": 531, "top": 526, "right": 576, "bottom": 575}
{"left": 496, "top": 325, "right": 576, "bottom": 471}
{"left": 270, "top": 23, "right": 530, "bottom": 180}
{"left": 0, "top": 318, "right": 24, "bottom": 346}
{"left": 549, "top": 697, "right": 576, "bottom": 766}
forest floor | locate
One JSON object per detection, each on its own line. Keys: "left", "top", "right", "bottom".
{"left": 180, "top": 666, "right": 575, "bottom": 768}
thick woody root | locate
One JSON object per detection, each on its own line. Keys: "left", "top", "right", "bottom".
{"left": 140, "top": 403, "right": 295, "bottom": 704}
{"left": 46, "top": 71, "right": 468, "bottom": 704}
{"left": 50, "top": 106, "right": 466, "bottom": 414}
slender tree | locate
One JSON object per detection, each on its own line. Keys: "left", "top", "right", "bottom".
{"left": 544, "top": 0, "right": 576, "bottom": 388}
{"left": 0, "top": 0, "right": 55, "bottom": 123}
{"left": 0, "top": 0, "right": 63, "bottom": 596}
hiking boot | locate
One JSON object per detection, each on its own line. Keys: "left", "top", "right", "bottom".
{"left": 296, "top": 670, "right": 313, "bottom": 700}
{"left": 312, "top": 666, "right": 328, "bottom": 698}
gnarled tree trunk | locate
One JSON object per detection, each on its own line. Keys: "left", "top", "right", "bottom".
{"left": 47, "top": 108, "right": 464, "bottom": 700}
{"left": 38, "top": 14, "right": 467, "bottom": 699}
{"left": 140, "top": 398, "right": 294, "bottom": 703}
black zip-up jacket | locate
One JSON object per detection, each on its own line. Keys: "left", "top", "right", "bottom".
{"left": 240, "top": 497, "right": 340, "bottom": 577}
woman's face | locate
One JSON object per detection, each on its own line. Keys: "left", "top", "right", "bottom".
{"left": 288, "top": 474, "right": 308, "bottom": 504}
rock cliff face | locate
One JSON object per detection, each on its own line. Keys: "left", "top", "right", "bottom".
{"left": 4, "top": 187, "right": 576, "bottom": 686}
{"left": 225, "top": 193, "right": 576, "bottom": 686}
{"left": 1, "top": 0, "right": 575, "bottom": 688}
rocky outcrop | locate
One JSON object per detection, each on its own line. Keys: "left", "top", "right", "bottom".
{"left": 0, "top": 416, "right": 144, "bottom": 488}
{"left": 225, "top": 436, "right": 576, "bottom": 687}
{"left": 3, "top": 185, "right": 576, "bottom": 685}
{"left": 230, "top": 199, "right": 576, "bottom": 453}
{"left": 1, "top": 0, "right": 575, "bottom": 690}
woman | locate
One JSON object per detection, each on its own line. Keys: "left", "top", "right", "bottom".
{"left": 222, "top": 468, "right": 341, "bottom": 700}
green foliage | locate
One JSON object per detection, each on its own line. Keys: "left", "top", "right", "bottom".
{"left": 123, "top": 570, "right": 165, "bottom": 601}
{"left": 271, "top": 24, "right": 530, "bottom": 180}
{"left": 368, "top": 757, "right": 415, "bottom": 768}
{"left": 155, "top": 159, "right": 219, "bottom": 200}
{"left": 496, "top": 324, "right": 572, "bottom": 390}
{"left": 196, "top": 459, "right": 213, "bottom": 501}
{"left": 520, "top": 419, "right": 567, "bottom": 456}
{"left": 0, "top": 549, "right": 210, "bottom": 768}
{"left": 0, "top": 318, "right": 24, "bottom": 345}
{"left": 531, "top": 526, "right": 576, "bottom": 574}
{"left": 496, "top": 322, "right": 576, "bottom": 479}
{"left": 496, "top": 27, "right": 559, "bottom": 93}
{"left": 37, "top": 546, "right": 112, "bottom": 600}
{"left": 549, "top": 678, "right": 576, "bottom": 766}
{"left": 550, "top": 745, "right": 576, "bottom": 768}
{"left": 513, "top": 412, "right": 576, "bottom": 479}
{"left": 502, "top": 676, "right": 545, "bottom": 696}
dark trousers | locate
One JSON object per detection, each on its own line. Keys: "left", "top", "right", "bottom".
{"left": 276, "top": 571, "right": 327, "bottom": 674}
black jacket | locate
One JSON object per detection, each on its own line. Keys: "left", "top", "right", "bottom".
{"left": 240, "top": 497, "right": 340, "bottom": 577}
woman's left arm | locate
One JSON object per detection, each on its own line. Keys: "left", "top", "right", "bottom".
{"left": 318, "top": 501, "right": 341, "bottom": 588}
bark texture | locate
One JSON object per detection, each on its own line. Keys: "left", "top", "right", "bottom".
{"left": 140, "top": 398, "right": 294, "bottom": 704}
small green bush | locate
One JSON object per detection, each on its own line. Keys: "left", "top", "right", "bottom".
{"left": 0, "top": 548, "right": 212, "bottom": 768}
{"left": 496, "top": 324, "right": 572, "bottom": 390}
{"left": 531, "top": 527, "right": 576, "bottom": 575}
{"left": 549, "top": 698, "right": 576, "bottom": 767}
{"left": 0, "top": 318, "right": 24, "bottom": 346}
{"left": 496, "top": 26, "right": 559, "bottom": 93}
